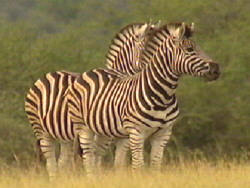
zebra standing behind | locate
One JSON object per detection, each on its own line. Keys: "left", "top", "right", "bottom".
{"left": 106, "top": 20, "right": 161, "bottom": 75}
{"left": 66, "top": 22, "right": 220, "bottom": 174}
{"left": 24, "top": 22, "right": 157, "bottom": 179}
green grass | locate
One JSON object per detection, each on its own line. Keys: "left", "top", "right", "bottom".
{"left": 1, "top": 161, "right": 250, "bottom": 188}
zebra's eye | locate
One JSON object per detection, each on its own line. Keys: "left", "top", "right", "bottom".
{"left": 186, "top": 47, "right": 193, "bottom": 52}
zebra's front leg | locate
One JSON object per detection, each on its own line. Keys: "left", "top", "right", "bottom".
{"left": 78, "top": 128, "right": 96, "bottom": 175}
{"left": 95, "top": 135, "right": 112, "bottom": 170}
{"left": 114, "top": 138, "right": 130, "bottom": 168}
{"left": 149, "top": 126, "right": 173, "bottom": 170}
{"left": 58, "top": 142, "right": 74, "bottom": 172}
{"left": 128, "top": 128, "right": 145, "bottom": 170}
{"left": 39, "top": 136, "right": 57, "bottom": 180}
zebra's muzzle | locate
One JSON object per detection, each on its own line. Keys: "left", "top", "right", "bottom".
{"left": 204, "top": 62, "right": 220, "bottom": 81}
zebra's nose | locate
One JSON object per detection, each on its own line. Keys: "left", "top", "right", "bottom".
{"left": 209, "top": 62, "right": 220, "bottom": 77}
{"left": 204, "top": 62, "right": 220, "bottom": 81}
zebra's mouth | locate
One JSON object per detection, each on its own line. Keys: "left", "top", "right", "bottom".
{"left": 204, "top": 62, "right": 220, "bottom": 81}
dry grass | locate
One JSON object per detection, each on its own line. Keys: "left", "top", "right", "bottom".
{"left": 1, "top": 161, "right": 250, "bottom": 188}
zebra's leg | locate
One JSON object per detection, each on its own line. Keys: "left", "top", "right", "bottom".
{"left": 114, "top": 138, "right": 130, "bottom": 168}
{"left": 58, "top": 142, "right": 73, "bottom": 172}
{"left": 78, "top": 128, "right": 95, "bottom": 175}
{"left": 95, "top": 135, "right": 112, "bottom": 169}
{"left": 128, "top": 127, "right": 145, "bottom": 170}
{"left": 149, "top": 126, "right": 173, "bottom": 170}
{"left": 39, "top": 136, "right": 57, "bottom": 180}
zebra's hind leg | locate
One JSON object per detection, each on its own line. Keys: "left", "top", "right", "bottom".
{"left": 39, "top": 136, "right": 57, "bottom": 180}
{"left": 149, "top": 126, "right": 173, "bottom": 170}
{"left": 114, "top": 138, "right": 130, "bottom": 169}
{"left": 95, "top": 135, "right": 112, "bottom": 170}
{"left": 58, "top": 142, "right": 74, "bottom": 173}
{"left": 78, "top": 128, "right": 95, "bottom": 175}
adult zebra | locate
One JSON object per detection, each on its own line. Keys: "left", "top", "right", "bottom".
{"left": 24, "top": 22, "right": 156, "bottom": 179}
{"left": 66, "top": 22, "right": 220, "bottom": 173}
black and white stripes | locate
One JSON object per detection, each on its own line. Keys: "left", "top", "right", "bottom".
{"left": 66, "top": 22, "right": 220, "bottom": 172}
{"left": 106, "top": 22, "right": 159, "bottom": 75}
{"left": 25, "top": 71, "right": 81, "bottom": 178}
{"left": 24, "top": 22, "right": 156, "bottom": 178}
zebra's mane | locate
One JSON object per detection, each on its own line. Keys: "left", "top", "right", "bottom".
{"left": 59, "top": 70, "right": 80, "bottom": 77}
{"left": 105, "top": 23, "right": 149, "bottom": 73}
{"left": 140, "top": 22, "right": 193, "bottom": 65}
{"left": 146, "top": 22, "right": 193, "bottom": 40}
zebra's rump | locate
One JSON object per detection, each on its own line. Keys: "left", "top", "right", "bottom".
{"left": 25, "top": 71, "right": 80, "bottom": 141}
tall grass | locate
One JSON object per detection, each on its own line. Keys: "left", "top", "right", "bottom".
{"left": 1, "top": 161, "right": 250, "bottom": 188}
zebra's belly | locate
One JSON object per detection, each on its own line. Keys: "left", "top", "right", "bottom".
{"left": 83, "top": 96, "right": 179, "bottom": 138}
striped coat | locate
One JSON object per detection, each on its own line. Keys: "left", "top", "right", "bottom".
{"left": 67, "top": 22, "right": 220, "bottom": 173}
{"left": 24, "top": 22, "right": 158, "bottom": 178}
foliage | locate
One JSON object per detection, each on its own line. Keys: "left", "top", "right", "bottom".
{"left": 0, "top": 0, "right": 250, "bottom": 165}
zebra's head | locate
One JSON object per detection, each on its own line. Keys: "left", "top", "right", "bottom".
{"left": 106, "top": 22, "right": 160, "bottom": 74}
{"left": 167, "top": 22, "right": 220, "bottom": 81}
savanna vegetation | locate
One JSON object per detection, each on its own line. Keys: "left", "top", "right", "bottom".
{"left": 1, "top": 161, "right": 250, "bottom": 188}
{"left": 0, "top": 0, "right": 250, "bottom": 176}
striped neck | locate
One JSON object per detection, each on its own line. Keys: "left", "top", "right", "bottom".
{"left": 106, "top": 23, "right": 149, "bottom": 75}
{"left": 136, "top": 32, "right": 180, "bottom": 106}
{"left": 140, "top": 58, "right": 178, "bottom": 106}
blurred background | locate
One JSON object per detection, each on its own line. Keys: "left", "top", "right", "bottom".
{"left": 0, "top": 0, "right": 250, "bottom": 167}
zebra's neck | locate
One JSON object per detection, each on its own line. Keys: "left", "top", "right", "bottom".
{"left": 136, "top": 38, "right": 179, "bottom": 106}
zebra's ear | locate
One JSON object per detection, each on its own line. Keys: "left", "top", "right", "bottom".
{"left": 135, "top": 23, "right": 149, "bottom": 37}
{"left": 168, "top": 22, "right": 186, "bottom": 39}
{"left": 184, "top": 22, "right": 195, "bottom": 38}
{"left": 176, "top": 22, "right": 186, "bottom": 39}
{"left": 190, "top": 22, "right": 195, "bottom": 32}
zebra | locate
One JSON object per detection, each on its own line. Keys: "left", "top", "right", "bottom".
{"left": 24, "top": 22, "right": 157, "bottom": 178}
{"left": 66, "top": 22, "right": 220, "bottom": 173}
{"left": 106, "top": 20, "right": 161, "bottom": 75}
